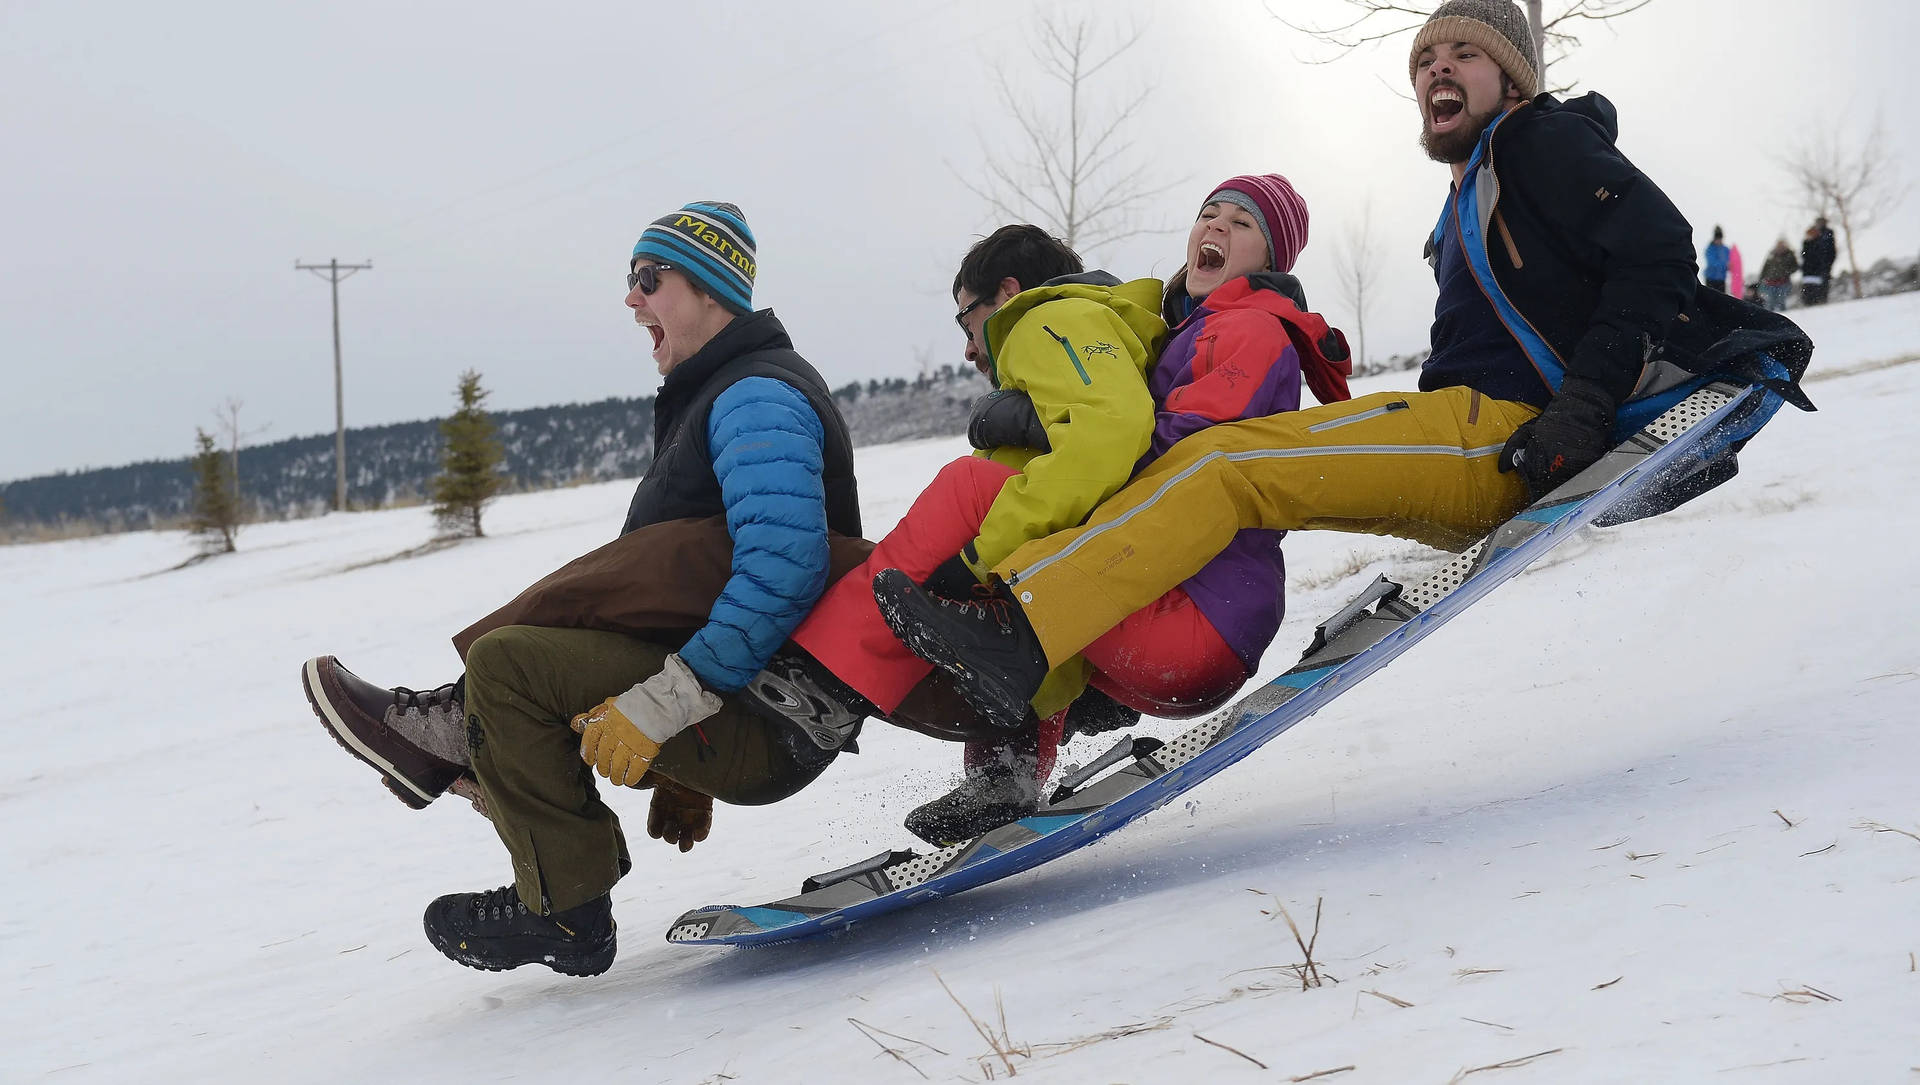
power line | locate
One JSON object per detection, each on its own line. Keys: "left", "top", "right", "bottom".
{"left": 294, "top": 258, "right": 373, "bottom": 511}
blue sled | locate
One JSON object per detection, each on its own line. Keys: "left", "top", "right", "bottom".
{"left": 667, "top": 380, "right": 1779, "bottom": 947}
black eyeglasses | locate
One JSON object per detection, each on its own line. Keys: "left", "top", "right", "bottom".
{"left": 954, "top": 295, "right": 991, "bottom": 335}
{"left": 627, "top": 262, "right": 677, "bottom": 294}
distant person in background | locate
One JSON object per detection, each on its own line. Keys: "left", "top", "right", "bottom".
{"left": 1801, "top": 217, "right": 1837, "bottom": 305}
{"left": 1759, "top": 238, "right": 1798, "bottom": 312}
{"left": 1703, "top": 226, "right": 1730, "bottom": 292}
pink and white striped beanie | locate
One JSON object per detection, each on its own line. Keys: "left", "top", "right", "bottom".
{"left": 1205, "top": 174, "right": 1310, "bottom": 273}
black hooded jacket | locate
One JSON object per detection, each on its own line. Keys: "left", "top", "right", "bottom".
{"left": 1425, "top": 92, "right": 1700, "bottom": 405}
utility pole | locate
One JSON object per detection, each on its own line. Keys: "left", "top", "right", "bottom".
{"left": 295, "top": 258, "right": 372, "bottom": 511}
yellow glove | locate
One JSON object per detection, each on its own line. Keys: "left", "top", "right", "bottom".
{"left": 570, "top": 698, "right": 662, "bottom": 787}
{"left": 570, "top": 654, "right": 721, "bottom": 788}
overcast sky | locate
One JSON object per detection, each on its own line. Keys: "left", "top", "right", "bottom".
{"left": 4, "top": 0, "right": 1914, "bottom": 481}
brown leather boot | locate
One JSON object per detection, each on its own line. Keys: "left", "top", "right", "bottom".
{"left": 301, "top": 656, "right": 469, "bottom": 809}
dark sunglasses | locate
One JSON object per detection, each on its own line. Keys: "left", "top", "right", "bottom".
{"left": 626, "top": 262, "right": 677, "bottom": 294}
{"left": 954, "top": 294, "right": 991, "bottom": 335}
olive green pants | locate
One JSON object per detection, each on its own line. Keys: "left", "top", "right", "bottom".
{"left": 463, "top": 625, "right": 832, "bottom": 913}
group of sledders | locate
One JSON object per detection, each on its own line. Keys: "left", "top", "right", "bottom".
{"left": 300, "top": 0, "right": 1813, "bottom": 977}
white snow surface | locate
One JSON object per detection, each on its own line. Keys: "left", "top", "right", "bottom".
{"left": 7, "top": 294, "right": 1920, "bottom": 1083}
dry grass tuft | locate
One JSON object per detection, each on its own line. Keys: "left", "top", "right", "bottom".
{"left": 1193, "top": 1032, "right": 1267, "bottom": 1069}
{"left": 1363, "top": 988, "right": 1414, "bottom": 1008}
{"left": 847, "top": 1018, "right": 945, "bottom": 1080}
{"left": 935, "top": 971, "right": 1028, "bottom": 1078}
{"left": 1855, "top": 819, "right": 1920, "bottom": 845}
{"left": 1769, "top": 984, "right": 1842, "bottom": 1004}
{"left": 1289, "top": 1064, "right": 1357, "bottom": 1082}
{"left": 1251, "top": 891, "right": 1332, "bottom": 989}
{"left": 1773, "top": 809, "right": 1797, "bottom": 829}
{"left": 1033, "top": 1017, "right": 1174, "bottom": 1058}
{"left": 1446, "top": 1048, "right": 1566, "bottom": 1082}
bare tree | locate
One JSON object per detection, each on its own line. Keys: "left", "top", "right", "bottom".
{"left": 1332, "top": 199, "right": 1387, "bottom": 368}
{"left": 212, "top": 397, "right": 270, "bottom": 512}
{"left": 1273, "top": 0, "right": 1654, "bottom": 90}
{"left": 1782, "top": 115, "right": 1909, "bottom": 301}
{"left": 959, "top": 14, "right": 1179, "bottom": 256}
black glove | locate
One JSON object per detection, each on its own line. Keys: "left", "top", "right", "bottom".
{"left": 967, "top": 390, "right": 1050, "bottom": 452}
{"left": 1498, "top": 377, "right": 1618, "bottom": 500}
{"left": 921, "top": 551, "right": 984, "bottom": 599}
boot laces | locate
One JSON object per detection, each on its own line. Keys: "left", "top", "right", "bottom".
{"left": 937, "top": 583, "right": 1015, "bottom": 629}
{"left": 472, "top": 884, "right": 530, "bottom": 923}
{"left": 393, "top": 682, "right": 460, "bottom": 717}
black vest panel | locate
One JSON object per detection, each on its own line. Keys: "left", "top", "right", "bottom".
{"left": 621, "top": 311, "right": 861, "bottom": 539}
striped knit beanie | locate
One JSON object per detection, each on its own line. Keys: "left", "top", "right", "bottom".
{"left": 1206, "top": 174, "right": 1310, "bottom": 274}
{"left": 1408, "top": 0, "right": 1540, "bottom": 100}
{"left": 631, "top": 201, "right": 757, "bottom": 315}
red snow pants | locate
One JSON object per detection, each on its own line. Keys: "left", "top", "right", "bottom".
{"left": 791, "top": 456, "right": 1248, "bottom": 720}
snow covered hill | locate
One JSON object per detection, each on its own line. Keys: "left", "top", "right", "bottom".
{"left": 5, "top": 295, "right": 1919, "bottom": 1083}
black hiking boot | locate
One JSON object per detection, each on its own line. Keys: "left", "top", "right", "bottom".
{"left": 871, "top": 569, "right": 1049, "bottom": 733}
{"left": 904, "top": 731, "right": 1046, "bottom": 847}
{"left": 741, "top": 647, "right": 872, "bottom": 754}
{"left": 423, "top": 885, "right": 616, "bottom": 976}
{"left": 301, "top": 656, "right": 469, "bottom": 809}
{"left": 1062, "top": 686, "right": 1142, "bottom": 742}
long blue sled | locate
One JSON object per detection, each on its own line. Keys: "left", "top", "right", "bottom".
{"left": 666, "top": 380, "right": 1778, "bottom": 947}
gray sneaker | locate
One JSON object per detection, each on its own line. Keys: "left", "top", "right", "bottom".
{"left": 301, "top": 656, "right": 470, "bottom": 809}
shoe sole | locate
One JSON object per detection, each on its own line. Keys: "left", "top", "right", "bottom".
{"left": 301, "top": 658, "right": 437, "bottom": 810}
{"left": 872, "top": 574, "right": 1029, "bottom": 732}
{"left": 904, "top": 799, "right": 1036, "bottom": 847}
{"left": 422, "top": 916, "right": 617, "bottom": 977}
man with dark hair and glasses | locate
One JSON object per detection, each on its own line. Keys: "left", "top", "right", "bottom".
{"left": 781, "top": 223, "right": 1168, "bottom": 841}
{"left": 300, "top": 200, "right": 866, "bottom": 976}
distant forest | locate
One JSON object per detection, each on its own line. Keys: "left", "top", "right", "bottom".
{"left": 2, "top": 366, "right": 989, "bottom": 537}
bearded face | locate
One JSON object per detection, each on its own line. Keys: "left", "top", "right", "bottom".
{"left": 1413, "top": 41, "right": 1519, "bottom": 165}
{"left": 1419, "top": 79, "right": 1508, "bottom": 164}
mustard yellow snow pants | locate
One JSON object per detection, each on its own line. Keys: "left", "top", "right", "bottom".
{"left": 994, "top": 387, "right": 1540, "bottom": 665}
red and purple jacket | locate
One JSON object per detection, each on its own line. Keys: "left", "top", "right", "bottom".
{"left": 1147, "top": 274, "right": 1352, "bottom": 672}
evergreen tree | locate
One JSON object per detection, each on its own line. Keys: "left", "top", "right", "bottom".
{"left": 188, "top": 427, "right": 239, "bottom": 553}
{"left": 430, "top": 370, "right": 506, "bottom": 538}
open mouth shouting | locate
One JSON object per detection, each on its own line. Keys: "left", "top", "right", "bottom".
{"left": 1196, "top": 242, "right": 1227, "bottom": 272}
{"left": 1427, "top": 81, "right": 1467, "bottom": 132}
{"left": 636, "top": 313, "right": 667, "bottom": 362}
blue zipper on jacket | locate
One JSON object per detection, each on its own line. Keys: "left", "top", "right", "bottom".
{"left": 1445, "top": 109, "right": 1567, "bottom": 395}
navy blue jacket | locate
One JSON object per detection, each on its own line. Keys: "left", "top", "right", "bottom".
{"left": 1423, "top": 93, "right": 1699, "bottom": 407}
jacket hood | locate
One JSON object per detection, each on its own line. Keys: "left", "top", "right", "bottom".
{"left": 1204, "top": 276, "right": 1353, "bottom": 404}
{"left": 981, "top": 274, "right": 1165, "bottom": 383}
{"left": 1525, "top": 91, "right": 1619, "bottom": 144}
{"left": 1242, "top": 271, "right": 1310, "bottom": 312}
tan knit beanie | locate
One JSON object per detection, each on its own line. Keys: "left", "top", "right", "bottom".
{"left": 1408, "top": 0, "right": 1540, "bottom": 99}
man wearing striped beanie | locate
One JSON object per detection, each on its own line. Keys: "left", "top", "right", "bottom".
{"left": 304, "top": 197, "right": 874, "bottom": 975}
{"left": 631, "top": 199, "right": 758, "bottom": 318}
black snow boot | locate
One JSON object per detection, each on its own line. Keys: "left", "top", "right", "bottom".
{"left": 872, "top": 569, "right": 1049, "bottom": 733}
{"left": 904, "top": 729, "right": 1046, "bottom": 847}
{"left": 423, "top": 884, "right": 615, "bottom": 976}
{"left": 1062, "top": 686, "right": 1142, "bottom": 742}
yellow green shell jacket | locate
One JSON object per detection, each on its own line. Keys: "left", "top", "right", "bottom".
{"left": 966, "top": 273, "right": 1168, "bottom": 576}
